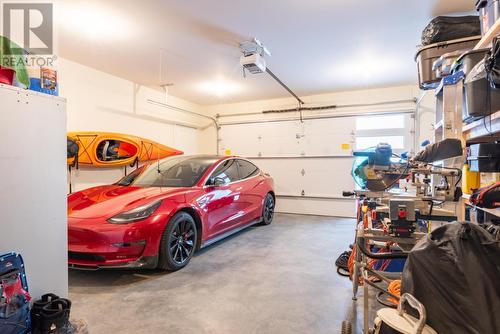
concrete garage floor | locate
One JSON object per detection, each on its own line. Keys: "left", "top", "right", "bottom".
{"left": 69, "top": 213, "right": 381, "bottom": 334}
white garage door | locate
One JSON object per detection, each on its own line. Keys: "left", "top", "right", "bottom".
{"left": 218, "top": 112, "right": 414, "bottom": 218}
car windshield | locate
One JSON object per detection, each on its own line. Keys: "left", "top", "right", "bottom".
{"left": 116, "top": 156, "right": 216, "bottom": 188}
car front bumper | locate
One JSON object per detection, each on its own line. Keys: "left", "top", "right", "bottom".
{"left": 68, "top": 255, "right": 158, "bottom": 270}
{"left": 68, "top": 214, "right": 166, "bottom": 270}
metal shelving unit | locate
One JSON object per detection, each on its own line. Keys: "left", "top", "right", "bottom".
{"left": 458, "top": 22, "right": 500, "bottom": 222}
{"left": 431, "top": 20, "right": 500, "bottom": 221}
{"left": 463, "top": 194, "right": 500, "bottom": 225}
{"left": 433, "top": 72, "right": 465, "bottom": 143}
{"left": 462, "top": 110, "right": 500, "bottom": 143}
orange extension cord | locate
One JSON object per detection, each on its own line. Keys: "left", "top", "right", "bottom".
{"left": 348, "top": 242, "right": 398, "bottom": 285}
{"left": 387, "top": 279, "right": 401, "bottom": 305}
{"left": 348, "top": 246, "right": 381, "bottom": 284}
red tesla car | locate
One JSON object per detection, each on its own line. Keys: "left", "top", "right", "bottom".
{"left": 67, "top": 155, "right": 275, "bottom": 271}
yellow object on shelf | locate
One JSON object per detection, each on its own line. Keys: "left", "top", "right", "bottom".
{"left": 462, "top": 164, "right": 480, "bottom": 194}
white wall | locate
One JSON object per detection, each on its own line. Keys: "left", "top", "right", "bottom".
{"left": 58, "top": 58, "right": 216, "bottom": 191}
{"left": 0, "top": 85, "right": 68, "bottom": 299}
{"left": 203, "top": 85, "right": 436, "bottom": 217}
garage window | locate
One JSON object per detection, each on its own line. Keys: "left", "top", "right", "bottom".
{"left": 355, "top": 113, "right": 413, "bottom": 153}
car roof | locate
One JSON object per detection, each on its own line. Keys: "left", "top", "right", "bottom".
{"left": 169, "top": 154, "right": 239, "bottom": 162}
{"left": 142, "top": 154, "right": 237, "bottom": 167}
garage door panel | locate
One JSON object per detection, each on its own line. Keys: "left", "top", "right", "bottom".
{"left": 300, "top": 158, "right": 354, "bottom": 196}
{"left": 219, "top": 118, "right": 355, "bottom": 157}
{"left": 276, "top": 197, "right": 355, "bottom": 218}
{"left": 250, "top": 159, "right": 303, "bottom": 195}
{"left": 303, "top": 117, "right": 353, "bottom": 134}
{"left": 302, "top": 133, "right": 353, "bottom": 156}
{"left": 249, "top": 158, "right": 354, "bottom": 197}
{"left": 219, "top": 116, "right": 360, "bottom": 217}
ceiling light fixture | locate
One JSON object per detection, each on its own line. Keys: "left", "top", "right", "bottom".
{"left": 197, "top": 78, "right": 241, "bottom": 97}
{"left": 57, "top": 3, "right": 134, "bottom": 40}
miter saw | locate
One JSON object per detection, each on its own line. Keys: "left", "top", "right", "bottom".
{"left": 351, "top": 143, "right": 409, "bottom": 192}
{"left": 345, "top": 139, "right": 463, "bottom": 237}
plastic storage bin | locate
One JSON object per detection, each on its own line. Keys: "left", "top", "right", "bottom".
{"left": 476, "top": 0, "right": 500, "bottom": 35}
{"left": 457, "top": 48, "right": 491, "bottom": 121}
{"left": 433, "top": 50, "right": 464, "bottom": 79}
{"left": 467, "top": 143, "right": 500, "bottom": 172}
{"left": 415, "top": 36, "right": 480, "bottom": 90}
{"left": 463, "top": 57, "right": 500, "bottom": 122}
{"left": 456, "top": 48, "right": 490, "bottom": 74}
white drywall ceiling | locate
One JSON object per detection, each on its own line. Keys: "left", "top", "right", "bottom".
{"left": 54, "top": 0, "right": 474, "bottom": 105}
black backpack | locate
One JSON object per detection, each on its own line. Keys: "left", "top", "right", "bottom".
{"left": 470, "top": 182, "right": 500, "bottom": 208}
{"left": 67, "top": 138, "right": 79, "bottom": 168}
{"left": 0, "top": 252, "right": 31, "bottom": 334}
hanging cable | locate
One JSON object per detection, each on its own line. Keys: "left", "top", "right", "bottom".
{"left": 265, "top": 67, "right": 305, "bottom": 105}
{"left": 298, "top": 101, "right": 303, "bottom": 123}
{"left": 335, "top": 250, "right": 351, "bottom": 277}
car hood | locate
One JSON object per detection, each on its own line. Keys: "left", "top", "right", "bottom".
{"left": 67, "top": 185, "right": 184, "bottom": 219}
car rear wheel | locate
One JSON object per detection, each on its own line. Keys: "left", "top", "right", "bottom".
{"left": 261, "top": 193, "right": 275, "bottom": 225}
{"left": 158, "top": 212, "right": 197, "bottom": 271}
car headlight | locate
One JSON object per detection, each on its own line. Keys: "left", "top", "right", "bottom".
{"left": 107, "top": 200, "right": 162, "bottom": 224}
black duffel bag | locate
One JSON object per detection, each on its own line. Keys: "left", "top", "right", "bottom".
{"left": 421, "top": 16, "right": 481, "bottom": 46}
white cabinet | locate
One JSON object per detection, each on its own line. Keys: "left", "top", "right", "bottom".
{"left": 0, "top": 84, "right": 67, "bottom": 298}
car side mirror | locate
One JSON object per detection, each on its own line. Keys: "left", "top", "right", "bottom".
{"left": 212, "top": 177, "right": 226, "bottom": 187}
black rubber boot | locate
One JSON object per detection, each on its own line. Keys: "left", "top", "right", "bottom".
{"left": 31, "top": 294, "right": 60, "bottom": 334}
{"left": 40, "top": 298, "right": 72, "bottom": 334}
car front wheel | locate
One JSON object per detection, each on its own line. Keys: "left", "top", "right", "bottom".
{"left": 158, "top": 212, "right": 197, "bottom": 271}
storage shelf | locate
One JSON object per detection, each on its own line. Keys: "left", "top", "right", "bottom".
{"left": 465, "top": 200, "right": 500, "bottom": 218}
{"left": 465, "top": 17, "right": 500, "bottom": 141}
{"left": 463, "top": 194, "right": 500, "bottom": 217}
{"left": 434, "top": 120, "right": 444, "bottom": 131}
{"left": 474, "top": 18, "right": 500, "bottom": 50}
{"left": 0, "top": 83, "right": 66, "bottom": 102}
{"left": 462, "top": 110, "right": 500, "bottom": 143}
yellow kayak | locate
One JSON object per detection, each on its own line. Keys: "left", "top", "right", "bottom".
{"left": 67, "top": 132, "right": 183, "bottom": 167}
